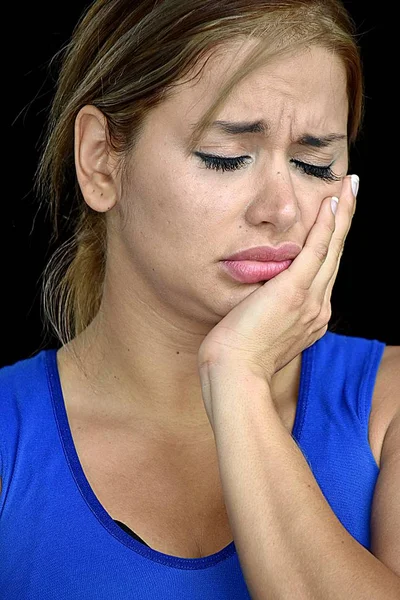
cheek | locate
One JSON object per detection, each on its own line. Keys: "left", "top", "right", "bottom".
{"left": 302, "top": 202, "right": 321, "bottom": 228}
{"left": 297, "top": 183, "right": 333, "bottom": 226}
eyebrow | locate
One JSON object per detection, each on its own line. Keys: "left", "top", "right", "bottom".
{"left": 209, "top": 120, "right": 347, "bottom": 147}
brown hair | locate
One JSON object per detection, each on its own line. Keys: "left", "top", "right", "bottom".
{"left": 35, "top": 0, "right": 363, "bottom": 348}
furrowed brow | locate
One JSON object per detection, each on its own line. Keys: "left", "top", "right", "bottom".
{"left": 192, "top": 119, "right": 347, "bottom": 147}
{"left": 297, "top": 133, "right": 347, "bottom": 148}
{"left": 209, "top": 120, "right": 269, "bottom": 136}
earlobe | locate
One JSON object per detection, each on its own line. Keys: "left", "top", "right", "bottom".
{"left": 74, "top": 105, "right": 118, "bottom": 213}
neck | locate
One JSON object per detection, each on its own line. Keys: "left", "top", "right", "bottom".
{"left": 57, "top": 306, "right": 301, "bottom": 441}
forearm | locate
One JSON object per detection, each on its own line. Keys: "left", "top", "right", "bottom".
{"left": 208, "top": 368, "right": 400, "bottom": 600}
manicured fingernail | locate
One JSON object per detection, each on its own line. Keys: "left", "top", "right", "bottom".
{"left": 331, "top": 196, "right": 339, "bottom": 215}
{"left": 351, "top": 174, "right": 359, "bottom": 197}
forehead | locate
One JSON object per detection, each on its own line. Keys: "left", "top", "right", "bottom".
{"left": 161, "top": 42, "right": 348, "bottom": 142}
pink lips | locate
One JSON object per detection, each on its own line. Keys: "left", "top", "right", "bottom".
{"left": 224, "top": 243, "right": 301, "bottom": 262}
{"left": 221, "top": 243, "right": 301, "bottom": 284}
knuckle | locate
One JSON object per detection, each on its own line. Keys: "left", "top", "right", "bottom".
{"left": 314, "top": 241, "right": 330, "bottom": 263}
{"left": 332, "top": 234, "right": 343, "bottom": 249}
{"left": 304, "top": 301, "right": 331, "bottom": 325}
{"left": 334, "top": 236, "right": 345, "bottom": 257}
{"left": 320, "top": 305, "right": 332, "bottom": 325}
{"left": 327, "top": 220, "right": 336, "bottom": 234}
{"left": 305, "top": 301, "right": 322, "bottom": 321}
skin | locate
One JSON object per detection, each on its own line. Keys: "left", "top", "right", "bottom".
{"left": 58, "top": 42, "right": 349, "bottom": 443}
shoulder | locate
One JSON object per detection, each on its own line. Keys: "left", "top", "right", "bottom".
{"left": 374, "top": 345, "right": 400, "bottom": 412}
{"left": 370, "top": 348, "right": 400, "bottom": 570}
{"left": 371, "top": 345, "right": 400, "bottom": 459}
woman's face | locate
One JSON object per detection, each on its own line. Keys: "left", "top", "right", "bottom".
{"left": 108, "top": 42, "right": 349, "bottom": 328}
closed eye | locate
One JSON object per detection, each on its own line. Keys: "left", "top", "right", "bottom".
{"left": 291, "top": 159, "right": 341, "bottom": 182}
{"left": 195, "top": 152, "right": 341, "bottom": 182}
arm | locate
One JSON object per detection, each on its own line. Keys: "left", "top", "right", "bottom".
{"left": 370, "top": 346, "right": 400, "bottom": 577}
{"left": 208, "top": 367, "right": 400, "bottom": 600}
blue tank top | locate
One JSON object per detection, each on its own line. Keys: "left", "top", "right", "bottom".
{"left": 0, "top": 331, "right": 385, "bottom": 599}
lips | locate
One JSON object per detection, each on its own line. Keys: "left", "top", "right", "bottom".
{"left": 221, "top": 259, "right": 293, "bottom": 283}
{"left": 224, "top": 243, "right": 301, "bottom": 262}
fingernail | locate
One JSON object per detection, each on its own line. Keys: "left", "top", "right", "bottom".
{"left": 331, "top": 196, "right": 339, "bottom": 215}
{"left": 351, "top": 174, "right": 359, "bottom": 197}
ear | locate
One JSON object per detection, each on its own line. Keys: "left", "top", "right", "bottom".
{"left": 74, "top": 105, "right": 119, "bottom": 212}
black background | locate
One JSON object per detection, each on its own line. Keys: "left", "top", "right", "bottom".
{"left": 2, "top": 1, "right": 399, "bottom": 368}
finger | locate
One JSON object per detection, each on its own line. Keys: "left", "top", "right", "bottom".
{"left": 313, "top": 174, "right": 358, "bottom": 299}
{"left": 285, "top": 193, "right": 336, "bottom": 291}
{"left": 322, "top": 192, "right": 355, "bottom": 313}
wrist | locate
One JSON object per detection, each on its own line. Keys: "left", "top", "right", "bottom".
{"left": 199, "top": 352, "right": 274, "bottom": 384}
{"left": 205, "top": 362, "right": 274, "bottom": 407}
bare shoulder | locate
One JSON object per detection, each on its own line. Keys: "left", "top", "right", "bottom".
{"left": 374, "top": 345, "right": 400, "bottom": 411}
{"left": 370, "top": 345, "right": 400, "bottom": 467}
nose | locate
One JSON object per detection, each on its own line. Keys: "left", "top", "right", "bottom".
{"left": 251, "top": 162, "right": 299, "bottom": 233}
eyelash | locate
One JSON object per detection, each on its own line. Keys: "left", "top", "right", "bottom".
{"left": 195, "top": 152, "right": 341, "bottom": 183}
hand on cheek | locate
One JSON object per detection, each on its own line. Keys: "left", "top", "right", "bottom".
{"left": 198, "top": 174, "right": 359, "bottom": 387}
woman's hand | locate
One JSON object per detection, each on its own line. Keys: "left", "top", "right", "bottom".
{"left": 198, "top": 175, "right": 358, "bottom": 384}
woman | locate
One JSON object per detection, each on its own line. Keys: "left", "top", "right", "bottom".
{"left": 1, "top": 0, "right": 399, "bottom": 598}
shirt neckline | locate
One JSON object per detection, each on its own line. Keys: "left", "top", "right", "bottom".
{"left": 44, "top": 343, "right": 314, "bottom": 570}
